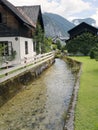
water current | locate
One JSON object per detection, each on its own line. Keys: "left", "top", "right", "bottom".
{"left": 0, "top": 58, "right": 75, "bottom": 130}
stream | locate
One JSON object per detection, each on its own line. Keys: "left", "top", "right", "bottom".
{"left": 0, "top": 58, "right": 75, "bottom": 130}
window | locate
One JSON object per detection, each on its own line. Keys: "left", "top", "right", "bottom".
{"left": 0, "top": 42, "right": 9, "bottom": 56}
{"left": 25, "top": 41, "right": 28, "bottom": 54}
{"left": 33, "top": 41, "right": 36, "bottom": 52}
{"left": 0, "top": 13, "right": 2, "bottom": 23}
{"left": 0, "top": 42, "right": 12, "bottom": 56}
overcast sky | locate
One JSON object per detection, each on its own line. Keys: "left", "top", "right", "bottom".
{"left": 8, "top": 0, "right": 98, "bottom": 26}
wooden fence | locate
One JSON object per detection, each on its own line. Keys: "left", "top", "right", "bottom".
{"left": 0, "top": 52, "right": 55, "bottom": 83}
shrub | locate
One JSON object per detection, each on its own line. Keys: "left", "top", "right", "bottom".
{"left": 90, "top": 50, "right": 95, "bottom": 59}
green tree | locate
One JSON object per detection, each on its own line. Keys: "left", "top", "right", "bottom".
{"left": 56, "top": 40, "right": 62, "bottom": 50}
{"left": 34, "top": 25, "right": 53, "bottom": 54}
{"left": 78, "top": 33, "right": 96, "bottom": 55}
{"left": 52, "top": 44, "right": 57, "bottom": 50}
{"left": 61, "top": 45, "right": 66, "bottom": 52}
{"left": 66, "top": 37, "right": 80, "bottom": 54}
{"left": 33, "top": 25, "right": 44, "bottom": 54}
{"left": 66, "top": 32, "right": 97, "bottom": 56}
{"left": 43, "top": 37, "right": 52, "bottom": 53}
{"left": 90, "top": 43, "right": 98, "bottom": 60}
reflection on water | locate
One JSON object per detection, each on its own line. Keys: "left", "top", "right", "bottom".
{"left": 0, "top": 59, "right": 75, "bottom": 130}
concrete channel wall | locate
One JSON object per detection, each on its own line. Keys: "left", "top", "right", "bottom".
{"left": 0, "top": 52, "right": 55, "bottom": 107}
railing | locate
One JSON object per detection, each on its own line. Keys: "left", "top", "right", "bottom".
{"left": 0, "top": 51, "right": 55, "bottom": 83}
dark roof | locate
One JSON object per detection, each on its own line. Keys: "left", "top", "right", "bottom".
{"left": 1, "top": 0, "right": 35, "bottom": 28}
{"left": 17, "top": 5, "right": 43, "bottom": 28}
{"left": 67, "top": 22, "right": 98, "bottom": 39}
{"left": 68, "top": 22, "right": 98, "bottom": 34}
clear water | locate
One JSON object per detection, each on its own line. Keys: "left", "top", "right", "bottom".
{"left": 0, "top": 59, "right": 75, "bottom": 130}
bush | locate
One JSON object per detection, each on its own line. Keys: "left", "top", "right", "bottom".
{"left": 90, "top": 44, "right": 98, "bottom": 60}
{"left": 95, "top": 52, "right": 98, "bottom": 61}
{"left": 90, "top": 50, "right": 95, "bottom": 59}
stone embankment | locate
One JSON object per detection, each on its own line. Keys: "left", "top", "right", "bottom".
{"left": 63, "top": 57, "right": 82, "bottom": 130}
{"left": 0, "top": 57, "right": 55, "bottom": 107}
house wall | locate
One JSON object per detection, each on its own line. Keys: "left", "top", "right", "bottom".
{"left": 6, "top": 10, "right": 19, "bottom": 30}
{"left": 19, "top": 37, "right": 36, "bottom": 63}
{"left": 0, "top": 4, "right": 34, "bottom": 38}
{"left": 0, "top": 37, "right": 36, "bottom": 65}
{"left": 0, "top": 5, "right": 19, "bottom": 29}
{"left": 0, "top": 5, "right": 7, "bottom": 24}
{"left": 0, "top": 37, "right": 20, "bottom": 64}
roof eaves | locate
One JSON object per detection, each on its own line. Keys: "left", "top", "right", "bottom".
{"left": 17, "top": 5, "right": 40, "bottom": 26}
{"left": 1, "top": 0, "right": 36, "bottom": 28}
{"left": 17, "top": 8, "right": 36, "bottom": 28}
{"left": 68, "top": 22, "right": 98, "bottom": 33}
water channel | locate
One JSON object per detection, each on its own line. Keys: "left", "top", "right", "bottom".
{"left": 0, "top": 58, "right": 75, "bottom": 130}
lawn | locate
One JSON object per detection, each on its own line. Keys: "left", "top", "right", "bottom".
{"left": 71, "top": 57, "right": 98, "bottom": 130}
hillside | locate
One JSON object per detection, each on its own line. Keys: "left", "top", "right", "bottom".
{"left": 42, "top": 13, "right": 75, "bottom": 37}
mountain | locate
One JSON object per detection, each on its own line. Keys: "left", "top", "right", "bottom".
{"left": 42, "top": 13, "right": 75, "bottom": 37}
{"left": 72, "top": 18, "right": 96, "bottom": 26}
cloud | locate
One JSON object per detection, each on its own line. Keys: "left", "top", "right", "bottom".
{"left": 53, "top": 0, "right": 92, "bottom": 19}
{"left": 91, "top": 8, "right": 98, "bottom": 27}
{"left": 8, "top": 0, "right": 92, "bottom": 19}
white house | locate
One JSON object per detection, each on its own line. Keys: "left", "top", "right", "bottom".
{"left": 52, "top": 35, "right": 69, "bottom": 47}
{"left": 0, "top": 0, "right": 44, "bottom": 67}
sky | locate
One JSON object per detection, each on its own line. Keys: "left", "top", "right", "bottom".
{"left": 8, "top": 0, "right": 98, "bottom": 26}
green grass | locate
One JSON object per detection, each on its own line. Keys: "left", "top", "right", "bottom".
{"left": 71, "top": 57, "right": 98, "bottom": 130}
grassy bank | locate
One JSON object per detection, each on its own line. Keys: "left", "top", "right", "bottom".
{"left": 71, "top": 57, "right": 98, "bottom": 130}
